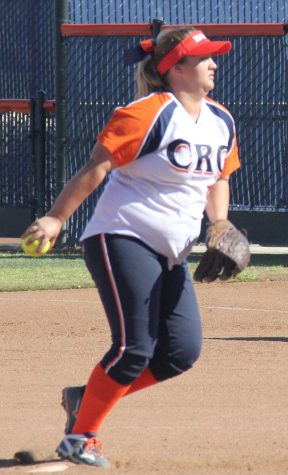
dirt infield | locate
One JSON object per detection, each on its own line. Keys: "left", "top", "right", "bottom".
{"left": 1, "top": 281, "right": 288, "bottom": 474}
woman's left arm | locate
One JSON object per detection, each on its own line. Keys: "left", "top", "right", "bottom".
{"left": 205, "top": 177, "right": 230, "bottom": 223}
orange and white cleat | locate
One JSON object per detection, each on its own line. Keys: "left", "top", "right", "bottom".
{"left": 56, "top": 433, "right": 110, "bottom": 468}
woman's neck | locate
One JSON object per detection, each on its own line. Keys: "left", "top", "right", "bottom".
{"left": 173, "top": 90, "right": 204, "bottom": 121}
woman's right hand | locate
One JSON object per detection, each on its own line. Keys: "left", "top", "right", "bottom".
{"left": 21, "top": 216, "right": 63, "bottom": 253}
{"left": 20, "top": 142, "right": 117, "bottom": 254}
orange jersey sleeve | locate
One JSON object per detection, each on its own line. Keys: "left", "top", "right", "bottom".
{"left": 97, "top": 92, "right": 172, "bottom": 165}
{"left": 205, "top": 96, "right": 241, "bottom": 178}
{"left": 220, "top": 134, "right": 241, "bottom": 178}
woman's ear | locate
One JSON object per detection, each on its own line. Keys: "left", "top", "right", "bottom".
{"left": 169, "top": 62, "right": 185, "bottom": 81}
{"left": 173, "top": 63, "right": 185, "bottom": 74}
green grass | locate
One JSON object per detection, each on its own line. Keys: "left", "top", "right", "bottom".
{"left": 0, "top": 253, "right": 95, "bottom": 292}
{"left": 0, "top": 252, "right": 287, "bottom": 292}
{"left": 188, "top": 254, "right": 288, "bottom": 283}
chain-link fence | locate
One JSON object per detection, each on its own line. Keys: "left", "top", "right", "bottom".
{"left": 0, "top": 0, "right": 55, "bottom": 218}
{"left": 63, "top": 29, "right": 287, "bottom": 243}
{"left": 0, "top": 0, "right": 55, "bottom": 98}
{"left": 68, "top": 0, "right": 287, "bottom": 24}
{"left": 0, "top": 0, "right": 287, "bottom": 244}
{"left": 0, "top": 111, "right": 32, "bottom": 207}
{"left": 0, "top": 99, "right": 56, "bottom": 218}
{"left": 211, "top": 35, "right": 288, "bottom": 211}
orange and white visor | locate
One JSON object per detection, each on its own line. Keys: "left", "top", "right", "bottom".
{"left": 156, "top": 30, "right": 232, "bottom": 75}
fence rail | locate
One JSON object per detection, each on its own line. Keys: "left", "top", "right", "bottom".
{"left": 61, "top": 22, "right": 287, "bottom": 36}
{"left": 0, "top": 99, "right": 55, "bottom": 113}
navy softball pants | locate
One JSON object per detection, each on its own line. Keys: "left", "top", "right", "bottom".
{"left": 83, "top": 234, "right": 202, "bottom": 386}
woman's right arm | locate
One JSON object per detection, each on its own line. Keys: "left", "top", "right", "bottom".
{"left": 22, "top": 141, "right": 117, "bottom": 250}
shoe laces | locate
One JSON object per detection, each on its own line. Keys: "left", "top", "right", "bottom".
{"left": 84, "top": 437, "right": 104, "bottom": 456}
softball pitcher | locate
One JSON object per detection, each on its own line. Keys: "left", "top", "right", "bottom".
{"left": 22, "top": 26, "right": 249, "bottom": 467}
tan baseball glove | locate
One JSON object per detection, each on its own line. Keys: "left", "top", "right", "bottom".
{"left": 193, "top": 219, "right": 251, "bottom": 282}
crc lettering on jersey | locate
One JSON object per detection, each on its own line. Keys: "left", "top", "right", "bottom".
{"left": 167, "top": 139, "right": 228, "bottom": 175}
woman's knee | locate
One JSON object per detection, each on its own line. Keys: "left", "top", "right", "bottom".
{"left": 150, "top": 338, "right": 202, "bottom": 380}
{"left": 175, "top": 339, "right": 202, "bottom": 371}
{"left": 103, "top": 350, "right": 152, "bottom": 385}
{"left": 170, "top": 337, "right": 202, "bottom": 373}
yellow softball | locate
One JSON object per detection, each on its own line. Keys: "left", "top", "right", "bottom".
{"left": 21, "top": 234, "right": 51, "bottom": 257}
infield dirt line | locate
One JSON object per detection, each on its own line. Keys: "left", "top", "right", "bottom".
{"left": 205, "top": 305, "right": 288, "bottom": 314}
{"left": 0, "top": 296, "right": 102, "bottom": 304}
{"left": 0, "top": 295, "right": 287, "bottom": 314}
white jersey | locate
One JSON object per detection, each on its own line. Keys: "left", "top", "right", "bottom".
{"left": 81, "top": 91, "right": 240, "bottom": 265}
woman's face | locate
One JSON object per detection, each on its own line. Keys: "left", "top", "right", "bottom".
{"left": 170, "top": 56, "right": 218, "bottom": 96}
